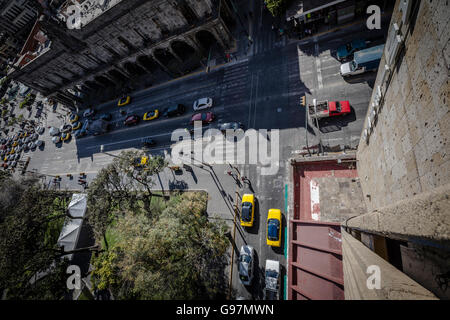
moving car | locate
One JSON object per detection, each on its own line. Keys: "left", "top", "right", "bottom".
{"left": 163, "top": 104, "right": 185, "bottom": 117}
{"left": 240, "top": 194, "right": 255, "bottom": 227}
{"left": 218, "top": 122, "right": 244, "bottom": 133}
{"left": 193, "top": 97, "right": 213, "bottom": 111}
{"left": 266, "top": 209, "right": 282, "bottom": 247}
{"left": 308, "top": 99, "right": 351, "bottom": 119}
{"left": 143, "top": 109, "right": 159, "bottom": 121}
{"left": 141, "top": 138, "right": 156, "bottom": 148}
{"left": 118, "top": 96, "right": 131, "bottom": 107}
{"left": 340, "top": 44, "right": 384, "bottom": 77}
{"left": 238, "top": 245, "right": 255, "bottom": 286}
{"left": 124, "top": 115, "right": 139, "bottom": 126}
{"left": 190, "top": 112, "right": 215, "bottom": 125}
{"left": 337, "top": 39, "right": 367, "bottom": 62}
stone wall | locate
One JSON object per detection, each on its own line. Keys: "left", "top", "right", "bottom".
{"left": 357, "top": 0, "right": 449, "bottom": 212}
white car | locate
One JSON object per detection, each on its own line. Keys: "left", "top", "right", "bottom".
{"left": 238, "top": 245, "right": 255, "bottom": 286}
{"left": 52, "top": 136, "right": 61, "bottom": 144}
{"left": 49, "top": 127, "right": 60, "bottom": 136}
{"left": 193, "top": 97, "right": 213, "bottom": 111}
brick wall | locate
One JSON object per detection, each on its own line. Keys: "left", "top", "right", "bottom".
{"left": 357, "top": 0, "right": 449, "bottom": 212}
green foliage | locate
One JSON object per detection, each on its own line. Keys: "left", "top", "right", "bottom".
{"left": 0, "top": 176, "right": 75, "bottom": 299}
{"left": 265, "top": 0, "right": 286, "bottom": 16}
{"left": 90, "top": 192, "right": 229, "bottom": 300}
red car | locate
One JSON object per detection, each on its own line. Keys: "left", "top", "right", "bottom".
{"left": 190, "top": 112, "right": 215, "bottom": 125}
{"left": 328, "top": 100, "right": 351, "bottom": 116}
{"left": 124, "top": 115, "right": 139, "bottom": 126}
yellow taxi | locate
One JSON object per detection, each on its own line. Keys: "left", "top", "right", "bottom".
{"left": 9, "top": 148, "right": 15, "bottom": 155}
{"left": 12, "top": 141, "right": 18, "bottom": 147}
{"left": 61, "top": 133, "right": 71, "bottom": 141}
{"left": 143, "top": 109, "right": 159, "bottom": 121}
{"left": 118, "top": 96, "right": 131, "bottom": 107}
{"left": 240, "top": 194, "right": 255, "bottom": 227}
{"left": 72, "top": 121, "right": 81, "bottom": 130}
{"left": 266, "top": 209, "right": 282, "bottom": 247}
{"left": 69, "top": 114, "right": 79, "bottom": 123}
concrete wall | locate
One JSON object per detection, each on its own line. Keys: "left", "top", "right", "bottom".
{"left": 356, "top": 0, "right": 449, "bottom": 212}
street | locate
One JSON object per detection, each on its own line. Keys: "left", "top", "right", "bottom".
{"left": 24, "top": 0, "right": 391, "bottom": 300}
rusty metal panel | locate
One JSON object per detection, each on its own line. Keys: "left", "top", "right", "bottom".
{"left": 289, "top": 220, "right": 344, "bottom": 300}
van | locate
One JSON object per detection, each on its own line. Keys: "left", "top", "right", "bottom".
{"left": 163, "top": 104, "right": 185, "bottom": 117}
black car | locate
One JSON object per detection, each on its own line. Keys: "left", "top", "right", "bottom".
{"left": 218, "top": 122, "right": 244, "bottom": 133}
{"left": 162, "top": 104, "right": 185, "bottom": 117}
{"left": 95, "top": 113, "right": 112, "bottom": 121}
{"left": 141, "top": 138, "right": 156, "bottom": 148}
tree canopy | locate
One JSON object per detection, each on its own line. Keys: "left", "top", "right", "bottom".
{"left": 264, "top": 0, "right": 286, "bottom": 17}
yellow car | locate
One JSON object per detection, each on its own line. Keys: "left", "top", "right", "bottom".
{"left": 12, "top": 141, "right": 18, "bottom": 147}
{"left": 61, "top": 133, "right": 71, "bottom": 141}
{"left": 240, "top": 194, "right": 255, "bottom": 227}
{"left": 72, "top": 121, "right": 81, "bottom": 130}
{"left": 143, "top": 109, "right": 159, "bottom": 121}
{"left": 118, "top": 96, "right": 131, "bottom": 107}
{"left": 69, "top": 114, "right": 79, "bottom": 123}
{"left": 9, "top": 148, "right": 15, "bottom": 155}
{"left": 266, "top": 209, "right": 282, "bottom": 247}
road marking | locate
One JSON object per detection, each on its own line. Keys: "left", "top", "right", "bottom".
{"left": 85, "top": 132, "right": 172, "bottom": 150}
{"left": 253, "top": 72, "right": 259, "bottom": 128}
{"left": 314, "top": 43, "right": 323, "bottom": 89}
{"left": 247, "top": 73, "right": 254, "bottom": 129}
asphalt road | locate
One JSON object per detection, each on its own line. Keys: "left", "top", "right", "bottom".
{"left": 25, "top": 0, "right": 391, "bottom": 300}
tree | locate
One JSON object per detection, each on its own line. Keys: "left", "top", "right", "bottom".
{"left": 86, "top": 150, "right": 168, "bottom": 243}
{"left": 91, "top": 192, "right": 229, "bottom": 299}
{"left": 265, "top": 0, "right": 286, "bottom": 17}
{"left": 0, "top": 175, "right": 100, "bottom": 299}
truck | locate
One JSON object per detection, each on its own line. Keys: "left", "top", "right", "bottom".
{"left": 336, "top": 39, "right": 367, "bottom": 62}
{"left": 308, "top": 99, "right": 351, "bottom": 120}
{"left": 264, "top": 259, "right": 280, "bottom": 300}
{"left": 340, "top": 44, "right": 384, "bottom": 77}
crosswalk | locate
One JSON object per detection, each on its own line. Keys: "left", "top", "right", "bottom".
{"left": 252, "top": 31, "right": 287, "bottom": 56}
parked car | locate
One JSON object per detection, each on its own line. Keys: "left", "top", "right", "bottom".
{"left": 266, "top": 209, "right": 282, "bottom": 247}
{"left": 49, "top": 127, "right": 60, "bottom": 136}
{"left": 190, "top": 112, "right": 215, "bottom": 125}
{"left": 124, "top": 115, "right": 139, "bottom": 126}
{"left": 241, "top": 194, "right": 255, "bottom": 227}
{"left": 69, "top": 114, "right": 79, "bottom": 123}
{"left": 193, "top": 97, "right": 213, "bottom": 111}
{"left": 28, "top": 142, "right": 36, "bottom": 150}
{"left": 143, "top": 109, "right": 159, "bottom": 121}
{"left": 238, "top": 245, "right": 255, "bottom": 286}
{"left": 61, "top": 132, "right": 71, "bottom": 142}
{"left": 60, "top": 124, "right": 72, "bottom": 133}
{"left": 162, "top": 104, "right": 185, "bottom": 117}
{"left": 35, "top": 140, "right": 44, "bottom": 147}
{"left": 36, "top": 126, "right": 45, "bottom": 134}
{"left": 83, "top": 108, "right": 95, "bottom": 118}
{"left": 72, "top": 121, "right": 81, "bottom": 130}
{"left": 264, "top": 260, "right": 280, "bottom": 300}
{"left": 52, "top": 136, "right": 61, "bottom": 144}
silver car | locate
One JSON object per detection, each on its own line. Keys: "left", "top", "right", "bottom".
{"left": 238, "top": 245, "right": 255, "bottom": 286}
{"left": 193, "top": 97, "right": 213, "bottom": 111}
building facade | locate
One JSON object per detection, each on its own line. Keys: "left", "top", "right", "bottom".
{"left": 8, "top": 0, "right": 235, "bottom": 106}
{"left": 345, "top": 0, "right": 449, "bottom": 299}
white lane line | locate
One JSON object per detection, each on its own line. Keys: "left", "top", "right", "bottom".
{"left": 315, "top": 43, "right": 323, "bottom": 89}
{"left": 85, "top": 132, "right": 173, "bottom": 150}
{"left": 253, "top": 72, "right": 259, "bottom": 128}
{"left": 247, "top": 73, "right": 255, "bottom": 129}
